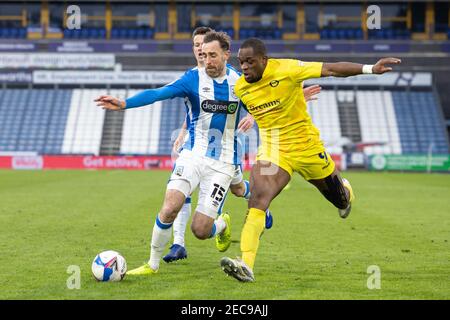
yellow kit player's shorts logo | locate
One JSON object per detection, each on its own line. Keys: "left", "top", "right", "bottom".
{"left": 318, "top": 152, "right": 330, "bottom": 169}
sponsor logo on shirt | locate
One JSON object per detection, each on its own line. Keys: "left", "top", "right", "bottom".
{"left": 201, "top": 100, "right": 238, "bottom": 114}
{"left": 248, "top": 99, "right": 281, "bottom": 112}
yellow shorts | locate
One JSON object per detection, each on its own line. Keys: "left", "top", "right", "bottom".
{"left": 256, "top": 148, "right": 335, "bottom": 180}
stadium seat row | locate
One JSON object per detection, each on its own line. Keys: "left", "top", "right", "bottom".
{"left": 320, "top": 28, "right": 364, "bottom": 40}
{"left": 368, "top": 29, "right": 411, "bottom": 40}
{"left": 63, "top": 27, "right": 155, "bottom": 39}
{"left": 0, "top": 28, "right": 27, "bottom": 38}
{"left": 2, "top": 27, "right": 450, "bottom": 39}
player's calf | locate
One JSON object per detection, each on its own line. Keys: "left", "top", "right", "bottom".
{"left": 310, "top": 174, "right": 350, "bottom": 209}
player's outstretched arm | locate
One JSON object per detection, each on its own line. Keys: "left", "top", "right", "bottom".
{"left": 321, "top": 57, "right": 401, "bottom": 77}
{"left": 94, "top": 74, "right": 190, "bottom": 111}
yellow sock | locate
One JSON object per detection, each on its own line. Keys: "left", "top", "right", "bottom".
{"left": 241, "top": 208, "right": 266, "bottom": 270}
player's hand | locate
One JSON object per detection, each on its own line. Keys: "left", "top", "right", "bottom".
{"left": 372, "top": 58, "right": 401, "bottom": 74}
{"left": 172, "top": 130, "right": 186, "bottom": 154}
{"left": 303, "top": 85, "right": 321, "bottom": 102}
{"left": 94, "top": 95, "right": 126, "bottom": 110}
{"left": 237, "top": 114, "right": 254, "bottom": 133}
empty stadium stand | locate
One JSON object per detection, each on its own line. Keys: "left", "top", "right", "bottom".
{"left": 1, "top": 88, "right": 447, "bottom": 157}
{"left": 392, "top": 91, "right": 449, "bottom": 154}
{"left": 0, "top": 89, "right": 71, "bottom": 154}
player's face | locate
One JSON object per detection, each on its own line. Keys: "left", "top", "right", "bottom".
{"left": 202, "top": 40, "right": 230, "bottom": 78}
{"left": 192, "top": 34, "right": 205, "bottom": 65}
{"left": 238, "top": 47, "right": 267, "bottom": 83}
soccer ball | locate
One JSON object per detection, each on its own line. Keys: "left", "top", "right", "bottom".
{"left": 91, "top": 250, "right": 127, "bottom": 282}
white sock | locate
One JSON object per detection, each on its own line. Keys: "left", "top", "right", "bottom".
{"left": 173, "top": 198, "right": 191, "bottom": 247}
{"left": 210, "top": 216, "right": 226, "bottom": 237}
{"left": 148, "top": 215, "right": 173, "bottom": 271}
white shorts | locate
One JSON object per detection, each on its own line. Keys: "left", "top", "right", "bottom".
{"left": 167, "top": 150, "right": 235, "bottom": 219}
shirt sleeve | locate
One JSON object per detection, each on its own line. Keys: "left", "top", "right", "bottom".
{"left": 290, "top": 60, "right": 323, "bottom": 82}
{"left": 125, "top": 73, "right": 190, "bottom": 109}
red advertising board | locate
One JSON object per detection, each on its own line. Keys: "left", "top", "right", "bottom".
{"left": 0, "top": 155, "right": 173, "bottom": 170}
{"left": 0, "top": 154, "right": 342, "bottom": 171}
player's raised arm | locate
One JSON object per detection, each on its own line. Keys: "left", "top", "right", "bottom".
{"left": 321, "top": 57, "right": 401, "bottom": 77}
{"left": 94, "top": 75, "right": 190, "bottom": 111}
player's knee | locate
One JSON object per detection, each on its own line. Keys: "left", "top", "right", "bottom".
{"left": 160, "top": 204, "right": 179, "bottom": 222}
{"left": 190, "top": 214, "right": 213, "bottom": 240}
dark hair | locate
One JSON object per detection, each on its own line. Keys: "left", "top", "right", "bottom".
{"left": 203, "top": 31, "right": 231, "bottom": 51}
{"left": 192, "top": 26, "right": 213, "bottom": 39}
{"left": 240, "top": 37, "right": 267, "bottom": 56}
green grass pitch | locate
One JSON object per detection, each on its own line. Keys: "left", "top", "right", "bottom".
{"left": 0, "top": 169, "right": 449, "bottom": 299}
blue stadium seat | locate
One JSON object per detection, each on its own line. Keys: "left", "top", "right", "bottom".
{"left": 354, "top": 28, "right": 363, "bottom": 39}
{"left": 0, "top": 28, "right": 10, "bottom": 38}
{"left": 63, "top": 29, "right": 72, "bottom": 38}
{"left": 320, "top": 29, "right": 329, "bottom": 39}
{"left": 111, "top": 28, "right": 120, "bottom": 39}
{"left": 345, "top": 29, "right": 355, "bottom": 39}
{"left": 435, "top": 23, "right": 448, "bottom": 33}
{"left": 80, "top": 28, "right": 90, "bottom": 38}
{"left": 18, "top": 28, "right": 26, "bottom": 38}
{"left": 384, "top": 29, "right": 394, "bottom": 39}
{"left": 337, "top": 29, "right": 347, "bottom": 40}
{"left": 119, "top": 28, "right": 128, "bottom": 38}
{"left": 413, "top": 23, "right": 425, "bottom": 33}
{"left": 328, "top": 29, "right": 337, "bottom": 40}
{"left": 89, "top": 28, "right": 99, "bottom": 38}
{"left": 274, "top": 28, "right": 282, "bottom": 40}
{"left": 128, "top": 28, "right": 137, "bottom": 39}
{"left": 144, "top": 28, "right": 154, "bottom": 39}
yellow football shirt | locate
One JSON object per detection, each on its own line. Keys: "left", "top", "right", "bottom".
{"left": 235, "top": 59, "right": 324, "bottom": 155}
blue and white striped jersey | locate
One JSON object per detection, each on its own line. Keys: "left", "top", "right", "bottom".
{"left": 126, "top": 65, "right": 243, "bottom": 165}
